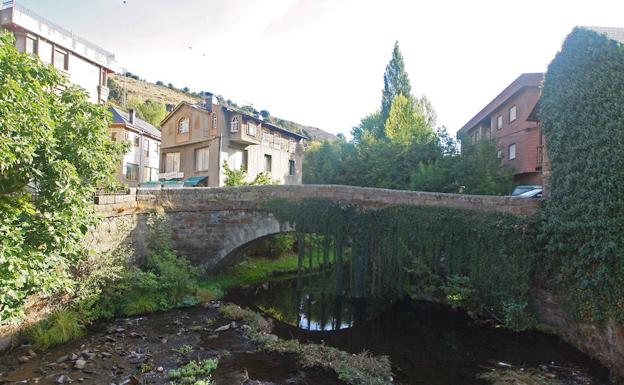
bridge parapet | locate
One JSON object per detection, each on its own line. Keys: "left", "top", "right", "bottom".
{"left": 136, "top": 185, "right": 539, "bottom": 216}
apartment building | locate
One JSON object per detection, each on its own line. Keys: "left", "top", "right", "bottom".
{"left": 109, "top": 107, "right": 161, "bottom": 187}
{"left": 0, "top": 0, "right": 115, "bottom": 103}
{"left": 159, "top": 95, "right": 306, "bottom": 187}
{"left": 457, "top": 73, "right": 544, "bottom": 185}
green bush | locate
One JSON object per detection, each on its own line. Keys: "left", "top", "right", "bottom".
{"left": 247, "top": 234, "right": 294, "bottom": 259}
{"left": 539, "top": 27, "right": 624, "bottom": 322}
{"left": 168, "top": 358, "right": 218, "bottom": 385}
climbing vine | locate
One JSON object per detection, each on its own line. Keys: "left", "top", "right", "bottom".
{"left": 539, "top": 27, "right": 624, "bottom": 323}
{"left": 263, "top": 198, "right": 537, "bottom": 329}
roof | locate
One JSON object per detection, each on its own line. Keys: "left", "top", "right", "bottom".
{"left": 457, "top": 73, "right": 543, "bottom": 138}
{"left": 1, "top": 2, "right": 116, "bottom": 70}
{"left": 109, "top": 106, "right": 161, "bottom": 140}
{"left": 582, "top": 26, "right": 624, "bottom": 43}
{"left": 161, "top": 101, "right": 308, "bottom": 140}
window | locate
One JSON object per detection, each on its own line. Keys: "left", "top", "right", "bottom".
{"left": 125, "top": 163, "right": 139, "bottom": 181}
{"left": 165, "top": 152, "right": 180, "bottom": 172}
{"left": 178, "top": 117, "right": 189, "bottom": 134}
{"left": 134, "top": 135, "right": 140, "bottom": 147}
{"left": 111, "top": 132, "right": 117, "bottom": 141}
{"left": 196, "top": 147, "right": 210, "bottom": 171}
{"left": 143, "top": 139, "right": 149, "bottom": 157}
{"left": 154, "top": 143, "right": 160, "bottom": 156}
{"left": 497, "top": 115, "right": 503, "bottom": 130}
{"left": 38, "top": 40, "right": 52, "bottom": 64}
{"left": 509, "top": 105, "right": 517, "bottom": 122}
{"left": 25, "top": 36, "right": 36, "bottom": 55}
{"left": 229, "top": 150, "right": 246, "bottom": 170}
{"left": 289, "top": 160, "right": 296, "bottom": 176}
{"left": 151, "top": 167, "right": 159, "bottom": 181}
{"left": 143, "top": 166, "right": 151, "bottom": 182}
{"left": 273, "top": 133, "right": 281, "bottom": 149}
{"left": 262, "top": 130, "right": 272, "bottom": 144}
{"left": 264, "top": 154, "right": 272, "bottom": 173}
{"left": 288, "top": 140, "right": 296, "bottom": 153}
{"left": 497, "top": 149, "right": 503, "bottom": 159}
{"left": 212, "top": 113, "right": 217, "bottom": 129}
{"left": 230, "top": 117, "right": 239, "bottom": 133}
{"left": 53, "top": 47, "right": 68, "bottom": 71}
{"left": 508, "top": 143, "right": 516, "bottom": 160}
{"left": 247, "top": 122, "right": 257, "bottom": 136}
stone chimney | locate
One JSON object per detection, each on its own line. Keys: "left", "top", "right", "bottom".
{"left": 128, "top": 108, "right": 136, "bottom": 125}
{"left": 203, "top": 92, "right": 213, "bottom": 112}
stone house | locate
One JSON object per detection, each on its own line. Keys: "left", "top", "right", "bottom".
{"left": 109, "top": 107, "right": 161, "bottom": 187}
{"left": 159, "top": 95, "right": 306, "bottom": 186}
{"left": 0, "top": 1, "right": 115, "bottom": 103}
{"left": 457, "top": 73, "right": 544, "bottom": 186}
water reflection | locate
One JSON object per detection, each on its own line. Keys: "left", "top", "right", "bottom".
{"left": 238, "top": 274, "right": 389, "bottom": 331}
{"left": 226, "top": 273, "right": 613, "bottom": 385}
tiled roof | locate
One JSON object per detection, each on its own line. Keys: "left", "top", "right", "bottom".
{"left": 109, "top": 106, "right": 161, "bottom": 139}
{"left": 583, "top": 26, "right": 624, "bottom": 43}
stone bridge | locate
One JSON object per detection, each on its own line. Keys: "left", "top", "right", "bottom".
{"left": 89, "top": 185, "right": 538, "bottom": 270}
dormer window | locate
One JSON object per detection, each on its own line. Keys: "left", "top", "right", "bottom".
{"left": 230, "top": 117, "right": 239, "bottom": 133}
{"left": 178, "top": 117, "right": 189, "bottom": 134}
{"left": 212, "top": 113, "right": 217, "bottom": 129}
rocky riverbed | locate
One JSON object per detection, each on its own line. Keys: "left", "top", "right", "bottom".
{"left": 0, "top": 303, "right": 342, "bottom": 385}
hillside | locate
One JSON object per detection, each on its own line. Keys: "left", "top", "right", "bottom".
{"left": 109, "top": 74, "right": 337, "bottom": 142}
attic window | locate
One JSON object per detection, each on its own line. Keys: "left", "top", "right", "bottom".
{"left": 178, "top": 117, "right": 189, "bottom": 134}
{"left": 230, "top": 117, "right": 239, "bottom": 133}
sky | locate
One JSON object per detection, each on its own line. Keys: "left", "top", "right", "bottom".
{"left": 17, "top": 0, "right": 624, "bottom": 137}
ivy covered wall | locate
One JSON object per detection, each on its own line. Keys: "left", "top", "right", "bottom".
{"left": 539, "top": 28, "right": 624, "bottom": 323}
{"left": 264, "top": 198, "right": 537, "bottom": 329}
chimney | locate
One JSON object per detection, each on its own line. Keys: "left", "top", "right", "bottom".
{"left": 203, "top": 92, "right": 213, "bottom": 112}
{"left": 128, "top": 108, "right": 136, "bottom": 125}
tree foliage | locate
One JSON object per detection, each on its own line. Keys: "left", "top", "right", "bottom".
{"left": 223, "top": 161, "right": 274, "bottom": 186}
{"left": 127, "top": 97, "right": 167, "bottom": 128}
{"left": 381, "top": 41, "right": 412, "bottom": 120}
{"left": 539, "top": 27, "right": 624, "bottom": 322}
{"left": 384, "top": 94, "right": 435, "bottom": 145}
{"left": 0, "top": 32, "right": 125, "bottom": 324}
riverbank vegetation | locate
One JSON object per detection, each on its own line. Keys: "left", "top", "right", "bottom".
{"left": 0, "top": 31, "right": 126, "bottom": 326}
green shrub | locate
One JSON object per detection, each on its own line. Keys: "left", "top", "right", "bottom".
{"left": 168, "top": 358, "right": 218, "bottom": 385}
{"left": 442, "top": 275, "right": 482, "bottom": 313}
{"left": 29, "top": 309, "right": 84, "bottom": 349}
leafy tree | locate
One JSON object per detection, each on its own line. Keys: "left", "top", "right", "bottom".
{"left": 384, "top": 94, "right": 435, "bottom": 145}
{"left": 0, "top": 31, "right": 125, "bottom": 324}
{"left": 155, "top": 80, "right": 164, "bottom": 86}
{"left": 260, "top": 110, "right": 270, "bottom": 119}
{"left": 351, "top": 111, "right": 385, "bottom": 143}
{"left": 127, "top": 97, "right": 166, "bottom": 127}
{"left": 381, "top": 41, "right": 412, "bottom": 120}
{"left": 182, "top": 86, "right": 190, "bottom": 93}
{"left": 223, "top": 162, "right": 274, "bottom": 186}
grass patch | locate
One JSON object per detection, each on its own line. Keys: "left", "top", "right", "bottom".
{"left": 28, "top": 309, "right": 84, "bottom": 349}
{"left": 219, "top": 304, "right": 392, "bottom": 385}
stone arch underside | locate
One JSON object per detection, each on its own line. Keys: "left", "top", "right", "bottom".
{"left": 164, "top": 209, "right": 294, "bottom": 270}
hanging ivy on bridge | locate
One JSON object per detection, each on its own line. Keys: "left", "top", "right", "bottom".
{"left": 263, "top": 198, "right": 537, "bottom": 330}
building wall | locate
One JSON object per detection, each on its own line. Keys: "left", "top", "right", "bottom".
{"left": 0, "top": 5, "right": 112, "bottom": 103}
{"left": 110, "top": 125, "right": 161, "bottom": 187}
{"left": 161, "top": 103, "right": 304, "bottom": 187}
{"left": 462, "top": 87, "right": 542, "bottom": 186}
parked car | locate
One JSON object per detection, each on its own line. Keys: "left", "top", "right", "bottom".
{"left": 511, "top": 185, "right": 541, "bottom": 196}
{"left": 510, "top": 185, "right": 542, "bottom": 198}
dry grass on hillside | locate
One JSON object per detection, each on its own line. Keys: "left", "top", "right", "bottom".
{"left": 110, "top": 73, "right": 200, "bottom": 107}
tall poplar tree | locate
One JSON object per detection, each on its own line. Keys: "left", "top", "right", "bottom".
{"left": 381, "top": 41, "right": 412, "bottom": 120}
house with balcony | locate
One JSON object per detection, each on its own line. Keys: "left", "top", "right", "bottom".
{"left": 109, "top": 107, "right": 161, "bottom": 187}
{"left": 457, "top": 73, "right": 544, "bottom": 185}
{"left": 159, "top": 94, "right": 306, "bottom": 187}
{"left": 0, "top": 0, "right": 116, "bottom": 103}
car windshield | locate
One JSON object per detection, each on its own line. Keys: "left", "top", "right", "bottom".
{"left": 511, "top": 186, "right": 541, "bottom": 196}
